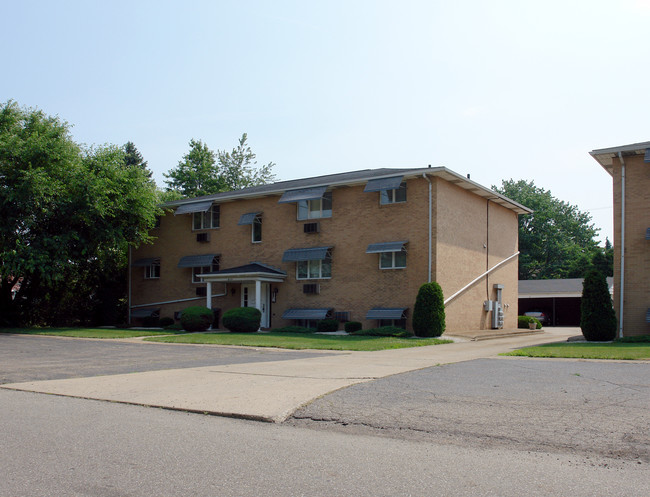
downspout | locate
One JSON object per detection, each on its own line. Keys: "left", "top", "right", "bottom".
{"left": 127, "top": 245, "right": 132, "bottom": 326}
{"left": 422, "top": 172, "right": 432, "bottom": 282}
{"left": 617, "top": 152, "right": 626, "bottom": 339}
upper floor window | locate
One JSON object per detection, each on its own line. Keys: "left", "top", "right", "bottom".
{"left": 298, "top": 192, "right": 332, "bottom": 220}
{"left": 144, "top": 259, "right": 161, "bottom": 279}
{"left": 380, "top": 249, "right": 407, "bottom": 269}
{"left": 192, "top": 256, "right": 220, "bottom": 283}
{"left": 295, "top": 250, "right": 332, "bottom": 280}
{"left": 252, "top": 216, "right": 262, "bottom": 243}
{"left": 380, "top": 182, "right": 407, "bottom": 205}
{"left": 193, "top": 204, "right": 220, "bottom": 230}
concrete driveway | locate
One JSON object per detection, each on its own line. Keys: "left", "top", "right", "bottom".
{"left": 1, "top": 328, "right": 582, "bottom": 422}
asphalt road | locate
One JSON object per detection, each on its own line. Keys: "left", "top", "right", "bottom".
{"left": 2, "top": 389, "right": 648, "bottom": 497}
{"left": 289, "top": 358, "right": 650, "bottom": 463}
{"left": 0, "top": 333, "right": 332, "bottom": 384}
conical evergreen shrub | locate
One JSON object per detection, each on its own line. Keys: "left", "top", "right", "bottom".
{"left": 580, "top": 269, "right": 616, "bottom": 341}
{"left": 413, "top": 282, "right": 445, "bottom": 337}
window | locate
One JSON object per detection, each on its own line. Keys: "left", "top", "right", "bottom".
{"left": 380, "top": 249, "right": 406, "bottom": 269}
{"left": 252, "top": 216, "right": 262, "bottom": 243}
{"left": 380, "top": 182, "right": 407, "bottom": 205}
{"left": 193, "top": 204, "right": 220, "bottom": 230}
{"left": 192, "top": 257, "right": 220, "bottom": 283}
{"left": 296, "top": 252, "right": 332, "bottom": 280}
{"left": 297, "top": 192, "right": 332, "bottom": 220}
{"left": 144, "top": 259, "right": 161, "bottom": 279}
{"left": 378, "top": 318, "right": 406, "bottom": 329}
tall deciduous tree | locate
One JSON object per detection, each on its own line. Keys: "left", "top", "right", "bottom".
{"left": 493, "top": 179, "right": 600, "bottom": 280}
{"left": 0, "top": 101, "right": 160, "bottom": 326}
{"left": 164, "top": 134, "right": 276, "bottom": 197}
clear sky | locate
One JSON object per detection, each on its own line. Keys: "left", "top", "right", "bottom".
{"left": 3, "top": 0, "right": 650, "bottom": 244}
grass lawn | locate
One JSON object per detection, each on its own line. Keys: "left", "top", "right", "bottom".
{"left": 0, "top": 327, "right": 189, "bottom": 339}
{"left": 502, "top": 342, "right": 650, "bottom": 360}
{"left": 145, "top": 331, "right": 452, "bottom": 351}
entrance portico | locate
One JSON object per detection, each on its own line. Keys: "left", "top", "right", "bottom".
{"left": 199, "top": 263, "right": 286, "bottom": 329}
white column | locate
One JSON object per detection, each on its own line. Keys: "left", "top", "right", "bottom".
{"left": 206, "top": 281, "right": 212, "bottom": 310}
{"left": 255, "top": 280, "right": 262, "bottom": 314}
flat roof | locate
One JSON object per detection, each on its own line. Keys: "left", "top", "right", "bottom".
{"left": 589, "top": 141, "right": 650, "bottom": 175}
{"left": 519, "top": 277, "right": 614, "bottom": 298}
{"left": 165, "top": 166, "right": 533, "bottom": 215}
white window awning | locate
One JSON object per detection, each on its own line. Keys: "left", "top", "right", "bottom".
{"left": 282, "top": 246, "right": 331, "bottom": 262}
{"left": 366, "top": 241, "right": 408, "bottom": 253}
{"left": 278, "top": 186, "right": 328, "bottom": 204}
{"left": 363, "top": 176, "right": 403, "bottom": 193}
{"left": 174, "top": 200, "right": 213, "bottom": 215}
{"left": 238, "top": 212, "right": 262, "bottom": 225}
{"left": 366, "top": 307, "right": 408, "bottom": 320}
{"left": 177, "top": 254, "right": 218, "bottom": 268}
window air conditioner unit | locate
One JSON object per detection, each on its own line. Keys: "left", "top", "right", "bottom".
{"left": 303, "top": 222, "right": 320, "bottom": 234}
{"left": 303, "top": 283, "right": 319, "bottom": 294}
{"left": 196, "top": 287, "right": 207, "bottom": 297}
{"left": 196, "top": 232, "right": 210, "bottom": 243}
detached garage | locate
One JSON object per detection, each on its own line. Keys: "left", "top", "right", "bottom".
{"left": 518, "top": 278, "right": 613, "bottom": 326}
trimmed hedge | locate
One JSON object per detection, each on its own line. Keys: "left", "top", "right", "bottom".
{"left": 413, "top": 282, "right": 445, "bottom": 337}
{"left": 351, "top": 326, "right": 412, "bottom": 338}
{"left": 344, "top": 321, "right": 362, "bottom": 333}
{"left": 270, "top": 326, "right": 313, "bottom": 333}
{"left": 222, "top": 307, "right": 261, "bottom": 333}
{"left": 158, "top": 316, "right": 174, "bottom": 328}
{"left": 180, "top": 306, "right": 214, "bottom": 332}
{"left": 580, "top": 269, "right": 617, "bottom": 341}
{"left": 317, "top": 319, "right": 339, "bottom": 332}
{"left": 518, "top": 315, "right": 542, "bottom": 329}
{"left": 616, "top": 334, "right": 650, "bottom": 343}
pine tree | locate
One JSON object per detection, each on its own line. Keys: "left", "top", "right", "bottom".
{"left": 580, "top": 269, "right": 617, "bottom": 341}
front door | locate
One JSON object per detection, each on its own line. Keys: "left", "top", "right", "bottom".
{"left": 241, "top": 283, "right": 270, "bottom": 328}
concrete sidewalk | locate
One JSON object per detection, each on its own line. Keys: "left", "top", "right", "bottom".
{"left": 0, "top": 328, "right": 579, "bottom": 423}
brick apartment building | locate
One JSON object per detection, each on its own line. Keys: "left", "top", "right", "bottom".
{"left": 591, "top": 142, "right": 650, "bottom": 337}
{"left": 129, "top": 167, "right": 530, "bottom": 332}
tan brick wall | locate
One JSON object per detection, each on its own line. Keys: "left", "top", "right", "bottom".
{"left": 131, "top": 174, "right": 520, "bottom": 332}
{"left": 611, "top": 155, "right": 650, "bottom": 336}
{"left": 434, "top": 178, "right": 519, "bottom": 330}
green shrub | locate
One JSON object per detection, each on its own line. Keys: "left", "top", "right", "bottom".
{"left": 351, "top": 326, "right": 412, "bottom": 338}
{"left": 222, "top": 307, "right": 261, "bottom": 333}
{"left": 159, "top": 316, "right": 175, "bottom": 327}
{"left": 518, "top": 316, "right": 542, "bottom": 329}
{"left": 270, "top": 326, "right": 313, "bottom": 333}
{"left": 412, "top": 282, "right": 445, "bottom": 337}
{"left": 316, "top": 319, "right": 339, "bottom": 332}
{"left": 344, "top": 321, "right": 362, "bottom": 333}
{"left": 580, "top": 269, "right": 617, "bottom": 341}
{"left": 180, "top": 306, "right": 214, "bottom": 332}
{"left": 164, "top": 323, "right": 183, "bottom": 331}
{"left": 142, "top": 315, "right": 160, "bottom": 327}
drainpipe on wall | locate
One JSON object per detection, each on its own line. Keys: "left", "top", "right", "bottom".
{"left": 422, "top": 172, "right": 432, "bottom": 283}
{"left": 617, "top": 151, "right": 626, "bottom": 339}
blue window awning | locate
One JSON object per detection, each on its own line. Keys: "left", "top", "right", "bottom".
{"left": 238, "top": 212, "right": 262, "bottom": 225}
{"left": 363, "top": 176, "right": 404, "bottom": 193}
{"left": 644, "top": 148, "right": 650, "bottom": 163}
{"left": 366, "top": 241, "right": 408, "bottom": 254}
{"left": 132, "top": 257, "right": 159, "bottom": 267}
{"left": 646, "top": 228, "right": 650, "bottom": 240}
{"left": 647, "top": 308, "right": 650, "bottom": 323}
{"left": 177, "top": 254, "right": 218, "bottom": 268}
{"left": 174, "top": 200, "right": 213, "bottom": 216}
{"left": 366, "top": 307, "right": 408, "bottom": 320}
{"left": 130, "top": 308, "right": 160, "bottom": 319}
{"left": 278, "top": 186, "right": 328, "bottom": 204}
{"left": 282, "top": 308, "right": 332, "bottom": 320}
{"left": 282, "top": 246, "right": 331, "bottom": 262}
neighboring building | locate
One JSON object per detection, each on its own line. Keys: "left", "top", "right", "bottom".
{"left": 518, "top": 277, "right": 613, "bottom": 326}
{"left": 129, "top": 167, "right": 530, "bottom": 332}
{"left": 590, "top": 142, "right": 650, "bottom": 337}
